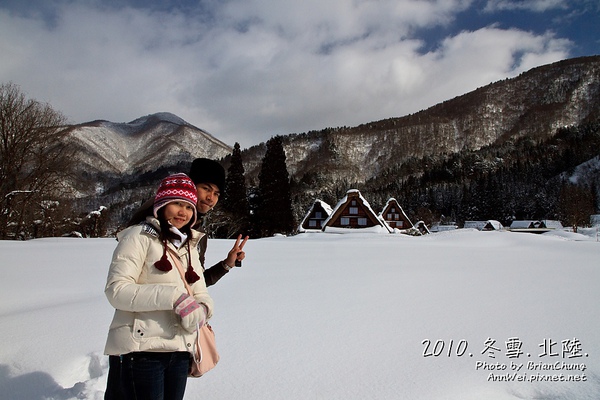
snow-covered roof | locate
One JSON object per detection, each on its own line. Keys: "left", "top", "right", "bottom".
{"left": 510, "top": 220, "right": 537, "bottom": 229}
{"left": 379, "top": 198, "right": 414, "bottom": 228}
{"left": 483, "top": 220, "right": 503, "bottom": 230}
{"left": 510, "top": 220, "right": 563, "bottom": 230}
{"left": 298, "top": 199, "right": 333, "bottom": 233}
{"left": 464, "top": 221, "right": 486, "bottom": 230}
{"left": 465, "top": 220, "right": 503, "bottom": 230}
{"left": 414, "top": 221, "right": 431, "bottom": 234}
{"left": 540, "top": 220, "right": 563, "bottom": 229}
{"left": 430, "top": 224, "right": 458, "bottom": 232}
{"left": 322, "top": 189, "right": 392, "bottom": 233}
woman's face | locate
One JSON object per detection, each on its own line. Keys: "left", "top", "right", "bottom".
{"left": 163, "top": 201, "right": 195, "bottom": 229}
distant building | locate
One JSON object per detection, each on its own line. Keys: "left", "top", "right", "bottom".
{"left": 510, "top": 220, "right": 539, "bottom": 230}
{"left": 414, "top": 221, "right": 431, "bottom": 235}
{"left": 379, "top": 198, "right": 414, "bottom": 230}
{"left": 464, "top": 221, "right": 486, "bottom": 230}
{"left": 509, "top": 220, "right": 563, "bottom": 233}
{"left": 464, "top": 220, "right": 503, "bottom": 231}
{"left": 540, "top": 220, "right": 563, "bottom": 230}
{"left": 482, "top": 220, "right": 504, "bottom": 231}
{"left": 322, "top": 189, "right": 392, "bottom": 233}
{"left": 298, "top": 199, "right": 333, "bottom": 232}
{"left": 430, "top": 223, "right": 458, "bottom": 232}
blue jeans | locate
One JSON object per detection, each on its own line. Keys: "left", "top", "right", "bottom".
{"left": 105, "top": 352, "right": 190, "bottom": 400}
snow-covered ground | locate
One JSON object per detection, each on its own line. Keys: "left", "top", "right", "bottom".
{"left": 1, "top": 228, "right": 599, "bottom": 400}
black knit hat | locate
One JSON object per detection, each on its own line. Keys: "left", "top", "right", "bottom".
{"left": 189, "top": 158, "right": 226, "bottom": 192}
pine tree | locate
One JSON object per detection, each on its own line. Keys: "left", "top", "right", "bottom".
{"left": 221, "top": 143, "right": 251, "bottom": 237}
{"left": 255, "top": 136, "right": 295, "bottom": 237}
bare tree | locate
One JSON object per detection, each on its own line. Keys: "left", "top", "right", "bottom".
{"left": 0, "top": 82, "right": 76, "bottom": 239}
{"left": 558, "top": 180, "right": 595, "bottom": 233}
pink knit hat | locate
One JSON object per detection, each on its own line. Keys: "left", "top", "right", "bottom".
{"left": 153, "top": 173, "right": 198, "bottom": 227}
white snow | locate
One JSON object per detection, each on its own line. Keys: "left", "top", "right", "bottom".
{"left": 1, "top": 229, "right": 599, "bottom": 399}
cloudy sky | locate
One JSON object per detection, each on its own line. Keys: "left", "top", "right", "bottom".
{"left": 1, "top": 0, "right": 598, "bottom": 148}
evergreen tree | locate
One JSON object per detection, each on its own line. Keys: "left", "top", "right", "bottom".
{"left": 220, "top": 142, "right": 251, "bottom": 238}
{"left": 255, "top": 136, "right": 295, "bottom": 237}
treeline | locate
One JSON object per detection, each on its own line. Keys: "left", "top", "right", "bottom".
{"left": 0, "top": 82, "right": 298, "bottom": 240}
{"left": 208, "top": 137, "right": 296, "bottom": 239}
{"left": 3, "top": 80, "right": 598, "bottom": 240}
{"left": 210, "top": 120, "right": 599, "bottom": 238}
{"left": 362, "top": 120, "right": 600, "bottom": 229}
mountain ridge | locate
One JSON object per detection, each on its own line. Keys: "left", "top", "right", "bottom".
{"left": 64, "top": 55, "right": 600, "bottom": 231}
{"left": 66, "top": 112, "right": 232, "bottom": 179}
{"left": 236, "top": 55, "right": 600, "bottom": 186}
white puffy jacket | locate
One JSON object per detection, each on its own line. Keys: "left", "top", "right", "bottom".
{"left": 104, "top": 218, "right": 213, "bottom": 356}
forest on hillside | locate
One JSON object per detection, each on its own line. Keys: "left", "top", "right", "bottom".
{"left": 363, "top": 120, "right": 599, "bottom": 229}
{"left": 2, "top": 79, "right": 598, "bottom": 239}
{"left": 284, "top": 119, "right": 599, "bottom": 232}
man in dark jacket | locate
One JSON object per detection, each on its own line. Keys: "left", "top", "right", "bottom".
{"left": 187, "top": 157, "right": 247, "bottom": 284}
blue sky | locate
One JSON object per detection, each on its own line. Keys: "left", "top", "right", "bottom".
{"left": 1, "top": 0, "right": 598, "bottom": 148}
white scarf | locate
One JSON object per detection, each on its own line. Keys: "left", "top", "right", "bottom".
{"left": 169, "top": 225, "right": 188, "bottom": 249}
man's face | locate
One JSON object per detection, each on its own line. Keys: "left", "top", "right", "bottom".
{"left": 196, "top": 182, "right": 220, "bottom": 214}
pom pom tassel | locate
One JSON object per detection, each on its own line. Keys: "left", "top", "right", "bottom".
{"left": 154, "top": 242, "right": 173, "bottom": 271}
{"left": 154, "top": 241, "right": 198, "bottom": 283}
{"left": 185, "top": 266, "right": 200, "bottom": 284}
{"left": 184, "top": 241, "right": 200, "bottom": 283}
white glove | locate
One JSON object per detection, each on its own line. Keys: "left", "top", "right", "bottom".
{"left": 174, "top": 293, "right": 206, "bottom": 333}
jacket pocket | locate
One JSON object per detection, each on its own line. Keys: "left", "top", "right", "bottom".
{"left": 132, "top": 311, "right": 177, "bottom": 340}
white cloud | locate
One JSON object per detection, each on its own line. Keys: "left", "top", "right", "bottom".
{"left": 484, "top": 0, "right": 569, "bottom": 12}
{"left": 0, "top": 0, "right": 573, "bottom": 148}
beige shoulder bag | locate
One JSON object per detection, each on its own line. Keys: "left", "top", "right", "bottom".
{"left": 168, "top": 247, "right": 219, "bottom": 377}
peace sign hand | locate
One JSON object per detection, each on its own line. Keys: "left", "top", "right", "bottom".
{"left": 224, "top": 234, "right": 249, "bottom": 268}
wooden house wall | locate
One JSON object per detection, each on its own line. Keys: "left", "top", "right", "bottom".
{"left": 381, "top": 201, "right": 412, "bottom": 229}
{"left": 329, "top": 198, "right": 380, "bottom": 228}
{"left": 301, "top": 203, "right": 330, "bottom": 230}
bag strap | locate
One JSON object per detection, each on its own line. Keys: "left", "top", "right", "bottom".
{"left": 167, "top": 247, "right": 194, "bottom": 296}
{"left": 167, "top": 247, "right": 204, "bottom": 364}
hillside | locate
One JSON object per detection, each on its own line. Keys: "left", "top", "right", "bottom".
{"left": 62, "top": 56, "right": 600, "bottom": 234}
{"left": 63, "top": 112, "right": 232, "bottom": 228}
{"left": 239, "top": 56, "right": 600, "bottom": 186}
{"left": 66, "top": 112, "right": 231, "bottom": 181}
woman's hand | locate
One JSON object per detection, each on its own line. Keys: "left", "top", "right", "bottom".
{"left": 174, "top": 293, "right": 206, "bottom": 332}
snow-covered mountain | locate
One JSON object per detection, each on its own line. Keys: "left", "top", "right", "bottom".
{"left": 63, "top": 113, "right": 232, "bottom": 229}
{"left": 66, "top": 112, "right": 232, "bottom": 178}
{"left": 239, "top": 56, "right": 600, "bottom": 185}
{"left": 67, "top": 57, "right": 600, "bottom": 191}
{"left": 63, "top": 56, "right": 600, "bottom": 231}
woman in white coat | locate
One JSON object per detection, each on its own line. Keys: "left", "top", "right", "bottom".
{"left": 104, "top": 173, "right": 213, "bottom": 400}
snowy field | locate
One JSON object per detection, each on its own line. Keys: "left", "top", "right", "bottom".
{"left": 0, "top": 228, "right": 599, "bottom": 400}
